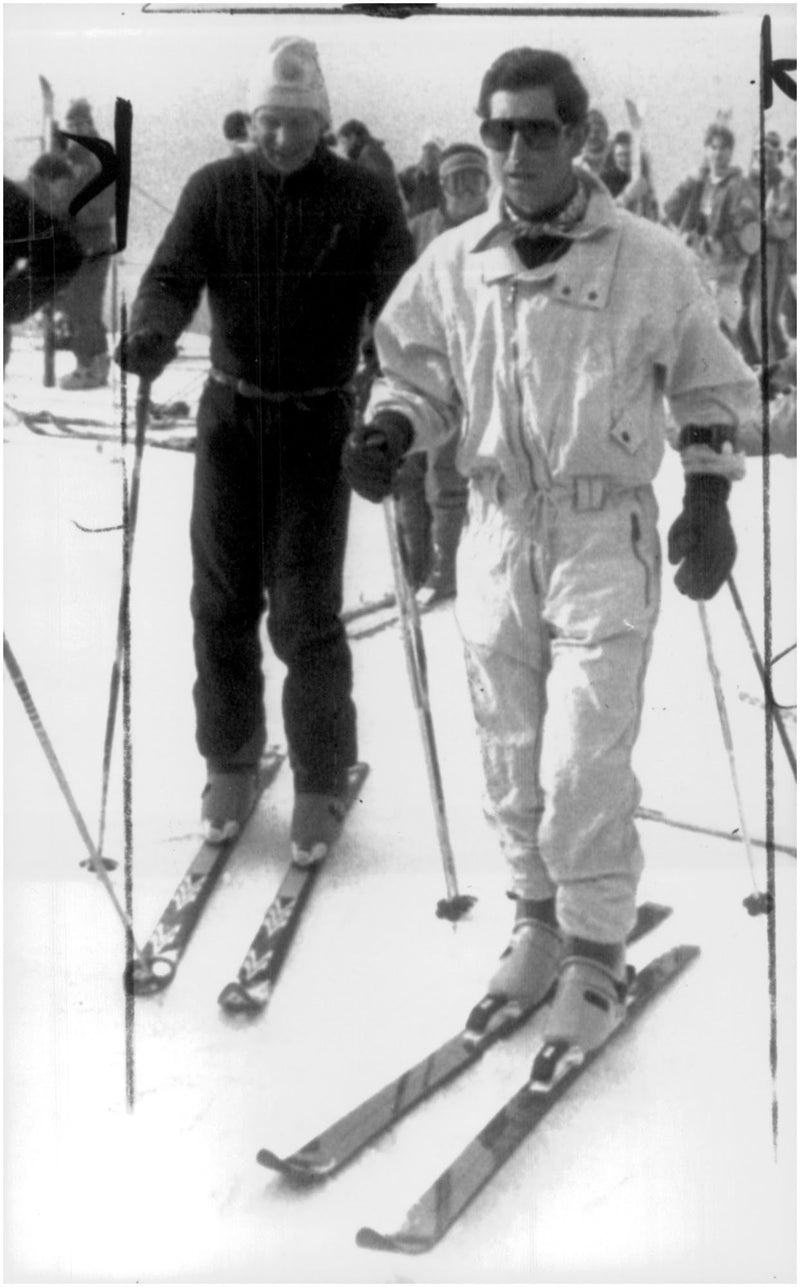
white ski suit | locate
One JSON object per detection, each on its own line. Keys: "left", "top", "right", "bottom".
{"left": 368, "top": 181, "right": 758, "bottom": 943}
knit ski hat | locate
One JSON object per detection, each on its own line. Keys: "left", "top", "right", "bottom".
{"left": 439, "top": 143, "right": 489, "bottom": 183}
{"left": 248, "top": 37, "right": 331, "bottom": 126}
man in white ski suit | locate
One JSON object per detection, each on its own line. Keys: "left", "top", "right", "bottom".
{"left": 345, "top": 49, "right": 758, "bottom": 1069}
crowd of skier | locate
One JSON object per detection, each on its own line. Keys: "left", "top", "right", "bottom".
{"left": 3, "top": 35, "right": 796, "bottom": 1077}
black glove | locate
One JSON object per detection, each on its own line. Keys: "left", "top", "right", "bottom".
{"left": 342, "top": 411, "right": 414, "bottom": 503}
{"left": 115, "top": 328, "right": 176, "bottom": 381}
{"left": 667, "top": 474, "right": 736, "bottom": 600}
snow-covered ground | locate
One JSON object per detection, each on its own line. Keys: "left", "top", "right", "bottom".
{"left": 3, "top": 336, "right": 796, "bottom": 1282}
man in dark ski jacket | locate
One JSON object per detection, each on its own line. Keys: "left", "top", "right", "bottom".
{"left": 118, "top": 37, "right": 413, "bottom": 861}
{"left": 664, "top": 122, "right": 759, "bottom": 345}
{"left": 4, "top": 174, "right": 84, "bottom": 368}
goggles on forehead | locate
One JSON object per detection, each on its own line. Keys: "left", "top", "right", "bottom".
{"left": 479, "top": 117, "right": 565, "bottom": 152}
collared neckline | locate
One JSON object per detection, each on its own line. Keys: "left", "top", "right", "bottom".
{"left": 467, "top": 178, "right": 622, "bottom": 307}
{"left": 468, "top": 172, "right": 619, "bottom": 257}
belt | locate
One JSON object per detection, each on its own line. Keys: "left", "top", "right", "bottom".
{"left": 210, "top": 368, "right": 351, "bottom": 402}
{"left": 470, "top": 470, "right": 642, "bottom": 515}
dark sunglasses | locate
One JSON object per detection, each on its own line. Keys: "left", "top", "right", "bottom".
{"left": 479, "top": 117, "right": 565, "bottom": 152}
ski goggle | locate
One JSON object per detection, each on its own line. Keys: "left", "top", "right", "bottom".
{"left": 479, "top": 117, "right": 565, "bottom": 152}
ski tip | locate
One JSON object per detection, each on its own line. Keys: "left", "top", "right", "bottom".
{"left": 256, "top": 1147, "right": 288, "bottom": 1173}
{"left": 356, "top": 1226, "right": 423, "bottom": 1254}
{"left": 657, "top": 943, "right": 701, "bottom": 972}
{"left": 256, "top": 1147, "right": 334, "bottom": 1182}
{"left": 218, "top": 980, "right": 269, "bottom": 1016}
{"left": 123, "top": 954, "right": 174, "bottom": 996}
{"left": 435, "top": 893, "right": 477, "bottom": 922}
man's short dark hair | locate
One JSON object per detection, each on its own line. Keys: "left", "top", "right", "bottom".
{"left": 612, "top": 130, "right": 632, "bottom": 148}
{"left": 223, "top": 110, "right": 250, "bottom": 142}
{"left": 704, "top": 123, "right": 735, "bottom": 150}
{"left": 476, "top": 49, "right": 589, "bottom": 126}
{"left": 338, "top": 119, "right": 370, "bottom": 144}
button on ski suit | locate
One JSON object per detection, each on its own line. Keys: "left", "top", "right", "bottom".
{"left": 368, "top": 183, "right": 758, "bottom": 942}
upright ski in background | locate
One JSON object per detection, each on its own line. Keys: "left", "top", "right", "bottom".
{"left": 218, "top": 762, "right": 370, "bottom": 1016}
{"left": 124, "top": 748, "right": 285, "bottom": 996}
{"left": 38, "top": 74, "right": 57, "bottom": 387}
{"left": 356, "top": 944, "right": 700, "bottom": 1255}
{"left": 257, "top": 901, "right": 671, "bottom": 1181}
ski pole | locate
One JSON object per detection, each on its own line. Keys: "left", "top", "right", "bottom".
{"left": 94, "top": 375, "right": 152, "bottom": 862}
{"left": 3, "top": 634, "right": 146, "bottom": 958}
{"left": 727, "top": 574, "right": 796, "bottom": 780}
{"left": 697, "top": 602, "right": 772, "bottom": 916}
{"left": 383, "top": 495, "right": 475, "bottom": 921}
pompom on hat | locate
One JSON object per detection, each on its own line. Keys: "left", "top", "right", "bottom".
{"left": 248, "top": 37, "right": 331, "bottom": 127}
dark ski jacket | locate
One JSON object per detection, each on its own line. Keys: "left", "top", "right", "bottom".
{"left": 130, "top": 145, "right": 414, "bottom": 391}
{"left": 3, "top": 177, "right": 84, "bottom": 325}
{"left": 663, "top": 166, "right": 758, "bottom": 264}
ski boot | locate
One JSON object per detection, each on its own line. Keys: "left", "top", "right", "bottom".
{"left": 291, "top": 790, "right": 347, "bottom": 867}
{"left": 200, "top": 728, "right": 264, "bottom": 844}
{"left": 529, "top": 938, "right": 630, "bottom": 1092}
{"left": 415, "top": 507, "right": 464, "bottom": 608}
{"left": 59, "top": 353, "right": 110, "bottom": 390}
{"left": 464, "top": 899, "right": 564, "bottom": 1043}
{"left": 201, "top": 766, "right": 259, "bottom": 844}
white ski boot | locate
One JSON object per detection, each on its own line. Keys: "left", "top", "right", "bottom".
{"left": 530, "top": 939, "right": 629, "bottom": 1091}
{"left": 465, "top": 900, "right": 564, "bottom": 1042}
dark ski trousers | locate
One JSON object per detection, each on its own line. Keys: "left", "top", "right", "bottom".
{"left": 190, "top": 379, "right": 357, "bottom": 794}
{"left": 61, "top": 253, "right": 110, "bottom": 364}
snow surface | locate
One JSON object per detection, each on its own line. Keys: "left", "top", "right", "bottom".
{"left": 3, "top": 337, "right": 796, "bottom": 1283}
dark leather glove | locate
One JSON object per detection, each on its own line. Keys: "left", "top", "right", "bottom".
{"left": 115, "top": 328, "right": 176, "bottom": 380}
{"left": 342, "top": 411, "right": 414, "bottom": 503}
{"left": 667, "top": 474, "right": 736, "bottom": 600}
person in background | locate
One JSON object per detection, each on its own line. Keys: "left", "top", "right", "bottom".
{"left": 399, "top": 132, "right": 444, "bottom": 217}
{"left": 779, "top": 136, "right": 797, "bottom": 341}
{"left": 223, "top": 110, "right": 253, "bottom": 155}
{"left": 116, "top": 37, "right": 413, "bottom": 861}
{"left": 56, "top": 97, "right": 115, "bottom": 390}
{"left": 344, "top": 47, "right": 758, "bottom": 1078}
{"left": 395, "top": 143, "right": 491, "bottom": 603}
{"left": 664, "top": 121, "right": 759, "bottom": 347}
{"left": 336, "top": 119, "right": 394, "bottom": 180}
{"left": 740, "top": 132, "right": 793, "bottom": 365}
{"left": 4, "top": 173, "right": 83, "bottom": 368}
{"left": 578, "top": 107, "right": 609, "bottom": 176}
{"left": 335, "top": 118, "right": 404, "bottom": 207}
{"left": 599, "top": 129, "right": 659, "bottom": 220}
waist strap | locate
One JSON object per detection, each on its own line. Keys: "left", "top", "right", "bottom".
{"left": 470, "top": 471, "right": 618, "bottom": 512}
{"left": 210, "top": 368, "right": 350, "bottom": 402}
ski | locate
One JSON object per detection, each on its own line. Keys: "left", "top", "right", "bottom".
{"left": 218, "top": 762, "right": 370, "bottom": 1016}
{"left": 256, "top": 901, "right": 671, "bottom": 1181}
{"left": 342, "top": 593, "right": 396, "bottom": 626}
{"left": 348, "top": 594, "right": 452, "bottom": 642}
{"left": 355, "top": 943, "right": 699, "bottom": 1255}
{"left": 123, "top": 747, "right": 285, "bottom": 996}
